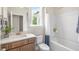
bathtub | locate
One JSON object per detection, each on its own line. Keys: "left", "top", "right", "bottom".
{"left": 50, "top": 40, "right": 74, "bottom": 51}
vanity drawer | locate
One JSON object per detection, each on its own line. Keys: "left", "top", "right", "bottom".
{"left": 27, "top": 43, "right": 35, "bottom": 51}
{"left": 28, "top": 37, "right": 35, "bottom": 43}
{"left": 19, "top": 45, "right": 29, "bottom": 51}
{"left": 9, "top": 48, "right": 20, "bottom": 51}
{"left": 23, "top": 39, "right": 29, "bottom": 44}
{"left": 20, "top": 43, "right": 35, "bottom": 51}
{"left": 11, "top": 40, "right": 25, "bottom": 48}
{"left": 1, "top": 43, "right": 12, "bottom": 50}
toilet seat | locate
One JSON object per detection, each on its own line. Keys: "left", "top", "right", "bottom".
{"left": 38, "top": 43, "right": 50, "bottom": 51}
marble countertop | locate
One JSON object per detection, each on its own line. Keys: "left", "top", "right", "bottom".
{"left": 1, "top": 34, "right": 36, "bottom": 44}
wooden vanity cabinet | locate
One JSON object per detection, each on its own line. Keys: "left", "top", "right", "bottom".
{"left": 1, "top": 37, "right": 36, "bottom": 51}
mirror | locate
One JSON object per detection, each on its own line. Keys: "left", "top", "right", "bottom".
{"left": 8, "top": 15, "right": 23, "bottom": 33}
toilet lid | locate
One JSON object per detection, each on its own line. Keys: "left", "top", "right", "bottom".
{"left": 38, "top": 43, "right": 50, "bottom": 50}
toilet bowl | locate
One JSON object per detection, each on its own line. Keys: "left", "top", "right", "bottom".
{"left": 36, "top": 35, "right": 50, "bottom": 51}
{"left": 38, "top": 43, "right": 50, "bottom": 51}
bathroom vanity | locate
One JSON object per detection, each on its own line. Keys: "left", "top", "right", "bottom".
{"left": 1, "top": 34, "right": 36, "bottom": 51}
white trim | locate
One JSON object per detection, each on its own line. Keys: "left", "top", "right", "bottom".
{"left": 30, "top": 24, "right": 42, "bottom": 27}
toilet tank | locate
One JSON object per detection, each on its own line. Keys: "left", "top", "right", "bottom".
{"left": 36, "top": 35, "right": 43, "bottom": 44}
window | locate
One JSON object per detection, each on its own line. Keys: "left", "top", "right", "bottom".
{"left": 31, "top": 7, "right": 41, "bottom": 26}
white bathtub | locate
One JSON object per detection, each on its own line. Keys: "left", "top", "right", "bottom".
{"left": 50, "top": 40, "right": 74, "bottom": 51}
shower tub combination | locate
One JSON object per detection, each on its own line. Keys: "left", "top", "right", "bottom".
{"left": 49, "top": 37, "right": 78, "bottom": 51}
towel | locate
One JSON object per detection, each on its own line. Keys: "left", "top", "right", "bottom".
{"left": 45, "top": 35, "right": 49, "bottom": 46}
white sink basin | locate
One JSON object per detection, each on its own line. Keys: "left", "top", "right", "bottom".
{"left": 9, "top": 34, "right": 27, "bottom": 38}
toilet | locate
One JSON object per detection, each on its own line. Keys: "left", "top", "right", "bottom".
{"left": 36, "top": 35, "right": 50, "bottom": 51}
